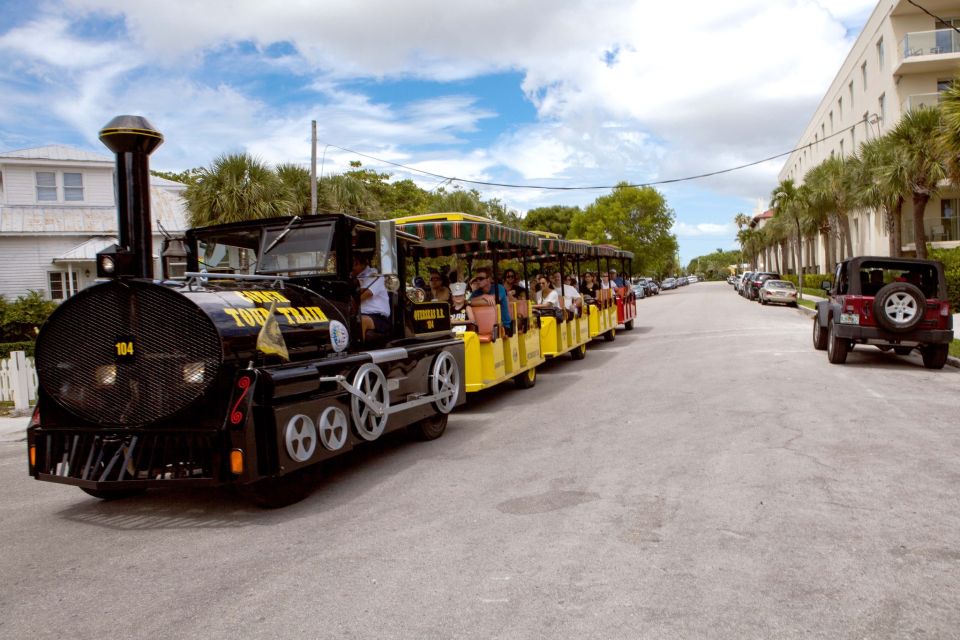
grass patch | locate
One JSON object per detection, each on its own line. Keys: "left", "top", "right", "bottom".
{"left": 950, "top": 340, "right": 960, "bottom": 359}
{"left": 797, "top": 298, "right": 816, "bottom": 310}
{"left": 800, "top": 287, "right": 826, "bottom": 298}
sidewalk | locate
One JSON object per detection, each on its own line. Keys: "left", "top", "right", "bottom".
{"left": 0, "top": 415, "right": 29, "bottom": 443}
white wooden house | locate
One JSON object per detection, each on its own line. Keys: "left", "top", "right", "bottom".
{"left": 0, "top": 145, "right": 188, "bottom": 302}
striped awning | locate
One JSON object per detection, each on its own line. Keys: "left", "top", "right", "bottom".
{"left": 396, "top": 216, "right": 538, "bottom": 257}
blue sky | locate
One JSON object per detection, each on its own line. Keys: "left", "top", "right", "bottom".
{"left": 0, "top": 0, "right": 878, "bottom": 265}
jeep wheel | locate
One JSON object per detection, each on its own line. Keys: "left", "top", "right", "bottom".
{"left": 893, "top": 346, "right": 913, "bottom": 356}
{"left": 812, "top": 317, "right": 828, "bottom": 351}
{"left": 827, "top": 319, "right": 848, "bottom": 364}
{"left": 921, "top": 344, "right": 948, "bottom": 370}
{"left": 873, "top": 283, "right": 925, "bottom": 333}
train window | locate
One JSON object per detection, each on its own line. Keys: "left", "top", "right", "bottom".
{"left": 198, "top": 240, "right": 258, "bottom": 275}
{"left": 259, "top": 224, "right": 336, "bottom": 275}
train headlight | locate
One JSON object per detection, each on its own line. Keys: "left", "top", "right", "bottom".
{"left": 183, "top": 362, "right": 205, "bottom": 384}
{"left": 94, "top": 364, "right": 117, "bottom": 386}
{"left": 384, "top": 274, "right": 401, "bottom": 293}
{"left": 101, "top": 256, "right": 115, "bottom": 274}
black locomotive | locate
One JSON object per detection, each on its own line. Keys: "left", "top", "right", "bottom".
{"left": 26, "top": 116, "right": 465, "bottom": 507}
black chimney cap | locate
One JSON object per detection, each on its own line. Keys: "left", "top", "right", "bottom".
{"left": 99, "top": 115, "right": 163, "bottom": 155}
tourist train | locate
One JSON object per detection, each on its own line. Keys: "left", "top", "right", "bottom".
{"left": 25, "top": 116, "right": 637, "bottom": 507}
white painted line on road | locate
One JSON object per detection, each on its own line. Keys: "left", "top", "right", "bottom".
{"left": 479, "top": 598, "right": 510, "bottom": 603}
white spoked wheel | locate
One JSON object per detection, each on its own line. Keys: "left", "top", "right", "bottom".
{"left": 882, "top": 292, "right": 918, "bottom": 325}
{"left": 430, "top": 351, "right": 460, "bottom": 414}
{"left": 317, "top": 407, "right": 349, "bottom": 451}
{"left": 284, "top": 414, "right": 317, "bottom": 463}
{"left": 351, "top": 364, "right": 389, "bottom": 441}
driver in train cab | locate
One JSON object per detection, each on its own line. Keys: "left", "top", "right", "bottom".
{"left": 352, "top": 252, "right": 391, "bottom": 339}
{"left": 468, "top": 266, "right": 513, "bottom": 336}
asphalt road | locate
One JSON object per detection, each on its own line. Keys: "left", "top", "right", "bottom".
{"left": 2, "top": 282, "right": 958, "bottom": 640}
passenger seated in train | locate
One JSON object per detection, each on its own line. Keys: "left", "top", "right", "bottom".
{"left": 351, "top": 252, "right": 391, "bottom": 339}
{"left": 533, "top": 275, "right": 560, "bottom": 315}
{"left": 468, "top": 266, "right": 513, "bottom": 336}
{"left": 580, "top": 271, "right": 601, "bottom": 300}
{"left": 449, "top": 282, "right": 474, "bottom": 332}
{"left": 503, "top": 269, "right": 527, "bottom": 300}
{"left": 552, "top": 271, "right": 583, "bottom": 319}
{"left": 429, "top": 269, "right": 451, "bottom": 302}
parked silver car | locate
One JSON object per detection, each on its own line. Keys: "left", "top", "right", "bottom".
{"left": 759, "top": 279, "right": 798, "bottom": 307}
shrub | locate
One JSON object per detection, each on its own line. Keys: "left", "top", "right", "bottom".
{"left": 0, "top": 291, "right": 58, "bottom": 342}
{"left": 929, "top": 247, "right": 960, "bottom": 309}
{"left": 780, "top": 273, "right": 833, "bottom": 290}
{"left": 0, "top": 342, "right": 35, "bottom": 358}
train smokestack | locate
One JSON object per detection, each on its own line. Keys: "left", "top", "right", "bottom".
{"left": 97, "top": 115, "right": 163, "bottom": 279}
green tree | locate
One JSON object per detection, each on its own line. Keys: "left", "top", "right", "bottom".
{"left": 522, "top": 205, "right": 581, "bottom": 237}
{"left": 151, "top": 167, "right": 203, "bottom": 186}
{"left": 804, "top": 156, "right": 857, "bottom": 260}
{"left": 886, "top": 105, "right": 947, "bottom": 259}
{"left": 856, "top": 135, "right": 906, "bottom": 257}
{"left": 276, "top": 163, "right": 312, "bottom": 215}
{"left": 568, "top": 183, "right": 677, "bottom": 276}
{"left": 1, "top": 291, "right": 58, "bottom": 342}
{"left": 184, "top": 153, "right": 294, "bottom": 227}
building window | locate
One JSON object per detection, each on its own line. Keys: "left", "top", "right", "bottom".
{"left": 815, "top": 133, "right": 819, "bottom": 149}
{"left": 840, "top": 139, "right": 845, "bottom": 157}
{"left": 851, "top": 127, "right": 856, "bottom": 150}
{"left": 48, "top": 271, "right": 79, "bottom": 301}
{"left": 877, "top": 38, "right": 884, "bottom": 69}
{"left": 849, "top": 81, "right": 854, "bottom": 107}
{"left": 861, "top": 62, "right": 867, "bottom": 90}
{"left": 830, "top": 111, "right": 834, "bottom": 132}
{"left": 863, "top": 112, "right": 870, "bottom": 138}
{"left": 879, "top": 93, "right": 886, "bottom": 125}
{"left": 941, "top": 198, "right": 958, "bottom": 241}
{"left": 821, "top": 123, "right": 826, "bottom": 141}
{"left": 63, "top": 172, "right": 84, "bottom": 202}
{"left": 838, "top": 96, "right": 843, "bottom": 118}
{"left": 36, "top": 172, "right": 57, "bottom": 201}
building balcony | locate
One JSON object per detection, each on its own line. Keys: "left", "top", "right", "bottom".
{"left": 901, "top": 93, "right": 942, "bottom": 113}
{"left": 895, "top": 29, "right": 960, "bottom": 75}
{"left": 901, "top": 217, "right": 960, "bottom": 249}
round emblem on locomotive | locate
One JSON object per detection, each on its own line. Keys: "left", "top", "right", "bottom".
{"left": 329, "top": 320, "right": 349, "bottom": 353}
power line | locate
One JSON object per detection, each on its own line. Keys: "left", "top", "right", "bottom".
{"left": 314, "top": 117, "right": 871, "bottom": 192}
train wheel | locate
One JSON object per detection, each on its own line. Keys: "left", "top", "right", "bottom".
{"left": 239, "top": 468, "right": 315, "bottom": 509}
{"left": 604, "top": 328, "right": 616, "bottom": 342}
{"left": 570, "top": 343, "right": 587, "bottom": 360}
{"left": 351, "top": 364, "right": 389, "bottom": 441}
{"left": 430, "top": 351, "right": 460, "bottom": 414}
{"left": 80, "top": 487, "right": 146, "bottom": 501}
{"left": 514, "top": 367, "right": 537, "bottom": 389}
{"left": 408, "top": 412, "right": 448, "bottom": 441}
{"left": 624, "top": 319, "right": 634, "bottom": 331}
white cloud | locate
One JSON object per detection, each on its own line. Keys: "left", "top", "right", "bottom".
{"left": 673, "top": 222, "right": 738, "bottom": 237}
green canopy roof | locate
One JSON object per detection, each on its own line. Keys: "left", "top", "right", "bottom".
{"left": 397, "top": 217, "right": 538, "bottom": 257}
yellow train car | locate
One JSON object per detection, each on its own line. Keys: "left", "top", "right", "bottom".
{"left": 396, "top": 213, "right": 545, "bottom": 392}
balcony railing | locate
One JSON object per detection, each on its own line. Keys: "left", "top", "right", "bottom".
{"left": 901, "top": 93, "right": 942, "bottom": 113}
{"left": 901, "top": 217, "right": 960, "bottom": 244}
{"left": 901, "top": 29, "right": 960, "bottom": 58}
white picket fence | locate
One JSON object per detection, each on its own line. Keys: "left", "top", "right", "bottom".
{"left": 0, "top": 351, "right": 38, "bottom": 411}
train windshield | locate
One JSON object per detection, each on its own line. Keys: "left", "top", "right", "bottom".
{"left": 197, "top": 229, "right": 260, "bottom": 275}
{"left": 258, "top": 223, "right": 336, "bottom": 275}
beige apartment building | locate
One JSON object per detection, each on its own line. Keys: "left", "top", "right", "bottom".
{"left": 776, "top": 0, "right": 960, "bottom": 273}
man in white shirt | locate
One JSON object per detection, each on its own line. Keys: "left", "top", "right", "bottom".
{"left": 352, "top": 253, "right": 391, "bottom": 338}
{"left": 551, "top": 271, "right": 582, "bottom": 318}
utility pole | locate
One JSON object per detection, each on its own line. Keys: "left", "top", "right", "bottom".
{"left": 310, "top": 120, "right": 317, "bottom": 215}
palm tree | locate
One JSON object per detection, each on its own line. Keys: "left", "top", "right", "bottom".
{"left": 184, "top": 153, "right": 294, "bottom": 228}
{"left": 276, "top": 163, "right": 312, "bottom": 215}
{"left": 937, "top": 77, "right": 960, "bottom": 183}
{"left": 885, "top": 106, "right": 947, "bottom": 259}
{"left": 770, "top": 179, "right": 809, "bottom": 296}
{"left": 320, "top": 174, "right": 382, "bottom": 218}
{"left": 856, "top": 135, "right": 906, "bottom": 257}
{"left": 805, "top": 156, "right": 857, "bottom": 260}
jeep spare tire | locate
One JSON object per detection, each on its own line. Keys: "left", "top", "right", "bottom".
{"left": 872, "top": 282, "right": 925, "bottom": 333}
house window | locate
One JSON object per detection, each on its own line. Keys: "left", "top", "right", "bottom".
{"left": 879, "top": 93, "right": 886, "bottom": 125}
{"left": 877, "top": 38, "right": 884, "bottom": 69}
{"left": 861, "top": 62, "right": 868, "bottom": 90}
{"left": 63, "top": 172, "right": 84, "bottom": 201}
{"left": 48, "top": 271, "right": 79, "bottom": 301}
{"left": 36, "top": 172, "right": 57, "bottom": 201}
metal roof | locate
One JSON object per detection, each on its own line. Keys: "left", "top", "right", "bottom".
{"left": 0, "top": 145, "right": 112, "bottom": 164}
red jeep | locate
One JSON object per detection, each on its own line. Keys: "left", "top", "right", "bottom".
{"left": 812, "top": 256, "right": 954, "bottom": 369}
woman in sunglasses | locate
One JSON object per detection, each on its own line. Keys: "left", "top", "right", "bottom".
{"left": 502, "top": 269, "right": 527, "bottom": 300}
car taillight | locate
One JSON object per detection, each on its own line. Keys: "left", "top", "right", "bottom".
{"left": 941, "top": 303, "right": 951, "bottom": 317}
{"left": 29, "top": 405, "right": 40, "bottom": 428}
